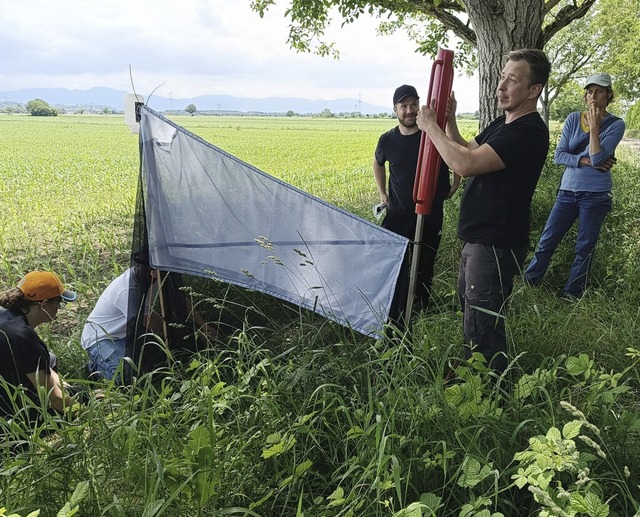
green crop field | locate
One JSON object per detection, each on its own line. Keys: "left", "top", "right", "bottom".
{"left": 0, "top": 114, "right": 478, "bottom": 256}
{"left": 1, "top": 113, "right": 639, "bottom": 516}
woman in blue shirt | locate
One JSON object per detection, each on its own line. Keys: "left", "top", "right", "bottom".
{"left": 524, "top": 73, "right": 625, "bottom": 298}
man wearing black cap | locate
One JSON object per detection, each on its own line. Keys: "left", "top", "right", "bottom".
{"left": 374, "top": 84, "right": 460, "bottom": 325}
{"left": 417, "top": 49, "right": 551, "bottom": 374}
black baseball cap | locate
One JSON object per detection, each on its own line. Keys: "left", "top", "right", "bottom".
{"left": 393, "top": 85, "right": 419, "bottom": 105}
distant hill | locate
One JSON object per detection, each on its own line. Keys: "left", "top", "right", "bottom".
{"left": 0, "top": 87, "right": 391, "bottom": 116}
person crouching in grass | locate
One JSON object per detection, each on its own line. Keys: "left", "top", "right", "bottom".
{"left": 0, "top": 270, "right": 77, "bottom": 428}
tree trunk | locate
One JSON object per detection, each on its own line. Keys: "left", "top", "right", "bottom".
{"left": 464, "top": 0, "right": 545, "bottom": 130}
{"left": 540, "top": 83, "right": 550, "bottom": 126}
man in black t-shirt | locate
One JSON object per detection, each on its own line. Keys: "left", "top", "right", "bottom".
{"left": 374, "top": 84, "right": 460, "bottom": 326}
{"left": 417, "top": 50, "right": 551, "bottom": 373}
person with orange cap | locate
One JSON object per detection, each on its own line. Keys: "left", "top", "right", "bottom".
{"left": 0, "top": 270, "right": 77, "bottom": 423}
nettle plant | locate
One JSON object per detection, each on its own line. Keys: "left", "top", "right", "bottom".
{"left": 397, "top": 349, "right": 640, "bottom": 517}
{"left": 510, "top": 349, "right": 640, "bottom": 517}
{"left": 513, "top": 404, "right": 612, "bottom": 517}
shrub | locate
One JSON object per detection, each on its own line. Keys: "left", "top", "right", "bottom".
{"left": 25, "top": 98, "right": 59, "bottom": 117}
{"left": 626, "top": 101, "right": 640, "bottom": 132}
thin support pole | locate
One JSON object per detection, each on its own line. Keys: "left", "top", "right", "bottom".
{"left": 405, "top": 214, "right": 425, "bottom": 324}
{"left": 156, "top": 270, "right": 171, "bottom": 360}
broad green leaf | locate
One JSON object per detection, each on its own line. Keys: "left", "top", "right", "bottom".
{"left": 566, "top": 354, "right": 593, "bottom": 376}
{"left": 69, "top": 481, "right": 89, "bottom": 508}
{"left": 392, "top": 502, "right": 423, "bottom": 517}
{"left": 546, "top": 427, "right": 562, "bottom": 442}
{"left": 562, "top": 420, "right": 582, "bottom": 440}
{"left": 457, "top": 457, "right": 493, "bottom": 488}
{"left": 295, "top": 459, "right": 313, "bottom": 477}
{"left": 186, "top": 425, "right": 210, "bottom": 457}
{"left": 327, "top": 487, "right": 346, "bottom": 507}
{"left": 420, "top": 492, "right": 442, "bottom": 512}
{"left": 56, "top": 504, "right": 75, "bottom": 517}
{"left": 570, "top": 492, "right": 609, "bottom": 517}
{"left": 262, "top": 433, "right": 296, "bottom": 458}
{"left": 511, "top": 468, "right": 529, "bottom": 489}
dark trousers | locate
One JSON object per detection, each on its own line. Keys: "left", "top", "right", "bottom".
{"left": 458, "top": 242, "right": 527, "bottom": 373}
{"left": 384, "top": 205, "right": 444, "bottom": 326}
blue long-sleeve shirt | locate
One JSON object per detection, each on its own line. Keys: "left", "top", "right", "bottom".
{"left": 555, "top": 110, "right": 625, "bottom": 192}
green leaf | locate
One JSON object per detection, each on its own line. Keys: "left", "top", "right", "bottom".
{"left": 295, "top": 459, "right": 313, "bottom": 477}
{"left": 420, "top": 492, "right": 442, "bottom": 512}
{"left": 511, "top": 468, "right": 529, "bottom": 489}
{"left": 392, "top": 502, "right": 423, "bottom": 517}
{"left": 566, "top": 354, "right": 594, "bottom": 376}
{"left": 295, "top": 412, "right": 316, "bottom": 426}
{"left": 537, "top": 470, "right": 555, "bottom": 490}
{"left": 185, "top": 426, "right": 210, "bottom": 458}
{"left": 457, "top": 457, "right": 493, "bottom": 488}
{"left": 570, "top": 492, "right": 610, "bottom": 517}
{"left": 562, "top": 420, "right": 582, "bottom": 440}
{"left": 262, "top": 433, "right": 296, "bottom": 458}
{"left": 346, "top": 425, "right": 365, "bottom": 438}
{"left": 141, "top": 500, "right": 166, "bottom": 517}
{"left": 56, "top": 504, "right": 75, "bottom": 517}
{"left": 249, "top": 489, "right": 274, "bottom": 510}
{"left": 546, "top": 427, "right": 562, "bottom": 442}
{"left": 69, "top": 481, "right": 89, "bottom": 508}
{"left": 327, "top": 487, "right": 346, "bottom": 507}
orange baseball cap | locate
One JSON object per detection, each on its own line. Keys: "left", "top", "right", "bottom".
{"left": 17, "top": 271, "right": 77, "bottom": 302}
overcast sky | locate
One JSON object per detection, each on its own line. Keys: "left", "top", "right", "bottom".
{"left": 1, "top": 0, "right": 480, "bottom": 111}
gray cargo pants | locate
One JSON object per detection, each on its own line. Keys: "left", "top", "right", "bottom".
{"left": 458, "top": 242, "right": 527, "bottom": 374}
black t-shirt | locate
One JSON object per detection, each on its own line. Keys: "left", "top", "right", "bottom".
{"left": 0, "top": 308, "right": 52, "bottom": 417}
{"left": 458, "top": 112, "right": 549, "bottom": 248}
{"left": 375, "top": 127, "right": 451, "bottom": 214}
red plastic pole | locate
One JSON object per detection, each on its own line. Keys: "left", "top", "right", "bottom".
{"left": 413, "top": 48, "right": 455, "bottom": 216}
{"left": 405, "top": 48, "right": 454, "bottom": 324}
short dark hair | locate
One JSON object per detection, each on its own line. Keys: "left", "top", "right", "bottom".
{"left": 507, "top": 49, "right": 551, "bottom": 90}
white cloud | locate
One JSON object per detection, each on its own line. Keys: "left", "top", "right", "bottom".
{"left": 0, "top": 0, "right": 479, "bottom": 111}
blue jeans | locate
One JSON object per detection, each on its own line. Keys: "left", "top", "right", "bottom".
{"left": 85, "top": 338, "right": 126, "bottom": 380}
{"left": 525, "top": 190, "right": 612, "bottom": 298}
{"left": 458, "top": 242, "right": 527, "bottom": 374}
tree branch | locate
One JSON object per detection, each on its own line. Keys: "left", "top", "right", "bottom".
{"left": 407, "top": 2, "right": 477, "bottom": 47}
{"left": 544, "top": 0, "right": 564, "bottom": 14}
{"left": 542, "top": 0, "right": 598, "bottom": 44}
{"left": 434, "top": 12, "right": 476, "bottom": 46}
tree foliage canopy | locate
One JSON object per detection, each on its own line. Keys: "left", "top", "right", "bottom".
{"left": 626, "top": 102, "right": 640, "bottom": 133}
{"left": 591, "top": 0, "right": 640, "bottom": 102}
{"left": 549, "top": 81, "right": 584, "bottom": 122}
{"left": 251, "top": 0, "right": 596, "bottom": 60}
{"left": 541, "top": 0, "right": 640, "bottom": 123}
{"left": 250, "top": 0, "right": 636, "bottom": 127}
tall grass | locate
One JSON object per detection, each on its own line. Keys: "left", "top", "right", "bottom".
{"left": 0, "top": 114, "right": 638, "bottom": 516}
